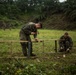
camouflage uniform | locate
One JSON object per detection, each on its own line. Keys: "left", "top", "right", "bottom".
{"left": 19, "top": 22, "right": 37, "bottom": 56}
{"left": 59, "top": 35, "right": 73, "bottom": 52}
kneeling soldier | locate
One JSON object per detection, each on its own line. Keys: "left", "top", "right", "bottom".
{"left": 59, "top": 32, "right": 73, "bottom": 53}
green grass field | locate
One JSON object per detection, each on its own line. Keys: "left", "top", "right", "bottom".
{"left": 0, "top": 29, "right": 76, "bottom": 75}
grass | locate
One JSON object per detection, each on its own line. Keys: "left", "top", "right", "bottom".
{"left": 0, "top": 29, "right": 76, "bottom": 75}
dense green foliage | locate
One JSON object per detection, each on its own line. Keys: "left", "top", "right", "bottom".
{"left": 0, "top": 0, "right": 76, "bottom": 29}
{"left": 0, "top": 0, "right": 76, "bottom": 20}
{"left": 1, "top": 62, "right": 76, "bottom": 75}
{"left": 61, "top": 0, "right": 76, "bottom": 21}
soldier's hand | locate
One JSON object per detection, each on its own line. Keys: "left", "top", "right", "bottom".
{"left": 31, "top": 32, "right": 36, "bottom": 35}
{"left": 35, "top": 38, "right": 39, "bottom": 42}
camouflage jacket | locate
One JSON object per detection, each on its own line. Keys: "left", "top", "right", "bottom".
{"left": 59, "top": 35, "right": 73, "bottom": 46}
{"left": 21, "top": 22, "right": 37, "bottom": 38}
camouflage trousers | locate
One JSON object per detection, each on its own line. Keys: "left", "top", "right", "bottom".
{"left": 59, "top": 41, "right": 72, "bottom": 52}
{"left": 19, "top": 30, "right": 32, "bottom": 56}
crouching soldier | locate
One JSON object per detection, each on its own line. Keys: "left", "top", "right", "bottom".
{"left": 19, "top": 22, "right": 42, "bottom": 56}
{"left": 59, "top": 32, "right": 73, "bottom": 53}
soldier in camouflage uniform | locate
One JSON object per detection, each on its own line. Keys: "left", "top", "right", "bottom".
{"left": 59, "top": 32, "right": 73, "bottom": 53}
{"left": 19, "top": 22, "right": 42, "bottom": 56}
